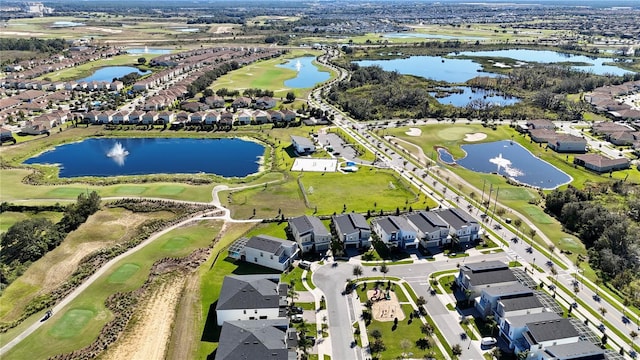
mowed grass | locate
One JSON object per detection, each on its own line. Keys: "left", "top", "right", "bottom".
{"left": 211, "top": 49, "right": 332, "bottom": 98}
{"left": 3, "top": 220, "right": 222, "bottom": 360}
{"left": 107, "top": 264, "right": 140, "bottom": 284}
{"left": 40, "top": 54, "right": 157, "bottom": 82}
{"left": 0, "top": 208, "right": 174, "bottom": 324}
{"left": 0, "top": 169, "right": 213, "bottom": 202}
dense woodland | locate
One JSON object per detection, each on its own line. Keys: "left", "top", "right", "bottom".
{"left": 545, "top": 185, "right": 640, "bottom": 306}
{"left": 0, "top": 192, "right": 101, "bottom": 290}
{"left": 0, "top": 38, "right": 67, "bottom": 53}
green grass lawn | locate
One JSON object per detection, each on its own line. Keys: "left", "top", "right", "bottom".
{"left": 282, "top": 267, "right": 308, "bottom": 292}
{"left": 107, "top": 263, "right": 141, "bottom": 284}
{"left": 39, "top": 54, "right": 158, "bottom": 82}
{"left": 2, "top": 220, "right": 222, "bottom": 360}
{"left": 211, "top": 49, "right": 334, "bottom": 99}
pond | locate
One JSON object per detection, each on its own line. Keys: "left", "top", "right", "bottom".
{"left": 429, "top": 87, "right": 519, "bottom": 107}
{"left": 276, "top": 56, "right": 331, "bottom": 88}
{"left": 440, "top": 140, "right": 571, "bottom": 189}
{"left": 383, "top": 32, "right": 487, "bottom": 41}
{"left": 79, "top": 66, "right": 147, "bottom": 83}
{"left": 24, "top": 138, "right": 265, "bottom": 178}
{"left": 52, "top": 21, "right": 85, "bottom": 28}
{"left": 455, "top": 49, "right": 634, "bottom": 76}
{"left": 126, "top": 48, "right": 171, "bottom": 55}
{"left": 353, "top": 56, "right": 497, "bottom": 83}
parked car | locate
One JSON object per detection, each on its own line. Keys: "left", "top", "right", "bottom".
{"left": 290, "top": 314, "right": 303, "bottom": 323}
{"left": 481, "top": 337, "right": 497, "bottom": 347}
{"left": 289, "top": 306, "right": 303, "bottom": 314}
{"left": 299, "top": 260, "right": 311, "bottom": 270}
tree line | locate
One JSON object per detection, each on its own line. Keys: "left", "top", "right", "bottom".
{"left": 187, "top": 61, "right": 239, "bottom": 98}
{"left": 545, "top": 185, "right": 639, "bottom": 305}
{"left": 0, "top": 38, "right": 67, "bottom": 53}
{"left": 0, "top": 192, "right": 101, "bottom": 289}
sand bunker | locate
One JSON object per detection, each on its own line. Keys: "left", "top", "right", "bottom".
{"left": 464, "top": 132, "right": 487, "bottom": 142}
{"left": 366, "top": 289, "right": 405, "bottom": 322}
{"left": 405, "top": 127, "right": 422, "bottom": 137}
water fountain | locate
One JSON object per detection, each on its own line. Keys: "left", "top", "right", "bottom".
{"left": 106, "top": 141, "right": 129, "bottom": 166}
{"left": 144, "top": 46, "right": 149, "bottom": 53}
{"left": 295, "top": 59, "right": 302, "bottom": 72}
{"left": 489, "top": 153, "right": 523, "bottom": 178}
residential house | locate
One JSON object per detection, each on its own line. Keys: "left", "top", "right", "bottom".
{"left": 141, "top": 111, "right": 158, "bottom": 125}
{"left": 332, "top": 213, "right": 371, "bottom": 249}
{"left": 110, "top": 81, "right": 124, "bottom": 92}
{"left": 232, "top": 96, "right": 252, "bottom": 108}
{"left": 607, "top": 131, "right": 640, "bottom": 146}
{"left": 255, "top": 96, "right": 276, "bottom": 109}
{"left": 227, "top": 235, "right": 299, "bottom": 272}
{"left": 573, "top": 154, "right": 630, "bottom": 173}
{"left": 496, "top": 294, "right": 546, "bottom": 324}
{"left": 215, "top": 319, "right": 297, "bottom": 360}
{"left": 204, "top": 95, "right": 225, "bottom": 108}
{"left": 537, "top": 341, "right": 605, "bottom": 360}
{"left": 282, "top": 109, "right": 297, "bottom": 122}
{"left": 219, "top": 111, "right": 234, "bottom": 127}
{"left": 500, "top": 312, "right": 561, "bottom": 350}
{"left": 204, "top": 111, "right": 220, "bottom": 125}
{"left": 21, "top": 120, "right": 51, "bottom": 135}
{"left": 111, "top": 111, "right": 128, "bottom": 124}
{"left": 290, "top": 135, "right": 316, "bottom": 154}
{"left": 157, "top": 111, "right": 175, "bottom": 124}
{"left": 547, "top": 134, "right": 587, "bottom": 153}
{"left": 83, "top": 110, "right": 99, "bottom": 124}
{"left": 371, "top": 216, "right": 418, "bottom": 249}
{"left": 215, "top": 274, "right": 287, "bottom": 326}
{"left": 514, "top": 318, "right": 581, "bottom": 357}
{"left": 128, "top": 110, "right": 143, "bottom": 124}
{"left": 475, "top": 283, "right": 534, "bottom": 318}
{"left": 405, "top": 211, "right": 449, "bottom": 248}
{"left": 97, "top": 110, "right": 115, "bottom": 124}
{"left": 181, "top": 101, "right": 206, "bottom": 113}
{"left": 236, "top": 110, "right": 253, "bottom": 125}
{"left": 591, "top": 121, "right": 634, "bottom": 136}
{"left": 254, "top": 110, "right": 271, "bottom": 124}
{"left": 529, "top": 129, "right": 559, "bottom": 144}
{"left": 189, "top": 111, "right": 204, "bottom": 124}
{"left": 456, "top": 261, "right": 518, "bottom": 297}
{"left": 267, "top": 110, "right": 283, "bottom": 123}
{"left": 288, "top": 215, "right": 331, "bottom": 253}
{"left": 433, "top": 208, "right": 480, "bottom": 244}
{"left": 526, "top": 119, "right": 556, "bottom": 130}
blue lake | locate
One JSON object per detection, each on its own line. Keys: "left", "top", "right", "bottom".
{"left": 430, "top": 87, "right": 519, "bottom": 107}
{"left": 383, "top": 32, "right": 486, "bottom": 41}
{"left": 126, "top": 48, "right": 171, "bottom": 55}
{"left": 277, "top": 56, "right": 331, "bottom": 88}
{"left": 353, "top": 56, "right": 497, "bottom": 82}
{"left": 24, "top": 138, "right": 265, "bottom": 178}
{"left": 441, "top": 140, "right": 571, "bottom": 189}
{"left": 79, "top": 66, "right": 147, "bottom": 82}
{"left": 456, "top": 49, "right": 634, "bottom": 76}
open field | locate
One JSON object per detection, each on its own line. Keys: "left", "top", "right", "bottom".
{"left": 210, "top": 49, "right": 334, "bottom": 99}
{"left": 2, "top": 220, "right": 221, "bottom": 360}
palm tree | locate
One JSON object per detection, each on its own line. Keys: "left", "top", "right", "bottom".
{"left": 486, "top": 315, "right": 498, "bottom": 337}
{"left": 599, "top": 307, "right": 607, "bottom": 318}
{"left": 352, "top": 265, "right": 363, "bottom": 281}
{"left": 421, "top": 323, "right": 434, "bottom": 336}
{"left": 548, "top": 244, "right": 556, "bottom": 265}
{"left": 380, "top": 262, "right": 389, "bottom": 279}
{"left": 513, "top": 218, "right": 522, "bottom": 239}
{"left": 288, "top": 279, "right": 299, "bottom": 305}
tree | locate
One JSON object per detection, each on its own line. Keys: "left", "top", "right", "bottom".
{"left": 599, "top": 307, "right": 607, "bottom": 318}
{"left": 380, "top": 262, "right": 389, "bottom": 279}
{"left": 417, "top": 296, "right": 427, "bottom": 307}
{"left": 486, "top": 315, "right": 498, "bottom": 336}
{"left": 421, "top": 323, "right": 434, "bottom": 336}
{"left": 138, "top": 57, "right": 147, "bottom": 64}
{"left": 370, "top": 338, "right": 386, "bottom": 353}
{"left": 352, "top": 265, "right": 363, "bottom": 280}
{"left": 400, "top": 338, "right": 411, "bottom": 355}
{"left": 286, "top": 91, "right": 296, "bottom": 102}
{"left": 288, "top": 279, "right": 299, "bottom": 304}
{"left": 370, "top": 329, "right": 382, "bottom": 340}
{"left": 452, "top": 344, "right": 463, "bottom": 357}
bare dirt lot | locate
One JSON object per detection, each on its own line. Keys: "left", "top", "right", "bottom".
{"left": 100, "top": 276, "right": 186, "bottom": 360}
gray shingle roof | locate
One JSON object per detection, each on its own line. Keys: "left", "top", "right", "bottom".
{"left": 375, "top": 216, "right": 414, "bottom": 234}
{"left": 215, "top": 319, "right": 296, "bottom": 360}
{"left": 245, "top": 235, "right": 292, "bottom": 256}
{"left": 483, "top": 283, "right": 532, "bottom": 298}
{"left": 542, "top": 340, "right": 605, "bottom": 359}
{"left": 465, "top": 268, "right": 517, "bottom": 286}
{"left": 505, "top": 312, "right": 560, "bottom": 328}
{"left": 434, "top": 208, "right": 477, "bottom": 230}
{"left": 499, "top": 294, "right": 544, "bottom": 312}
{"left": 289, "top": 215, "right": 329, "bottom": 237}
{"left": 290, "top": 135, "right": 314, "bottom": 148}
{"left": 405, "top": 211, "right": 448, "bottom": 233}
{"left": 462, "top": 261, "right": 509, "bottom": 272}
{"left": 216, "top": 274, "right": 281, "bottom": 311}
{"left": 333, "top": 213, "right": 369, "bottom": 234}
{"left": 525, "top": 318, "right": 580, "bottom": 343}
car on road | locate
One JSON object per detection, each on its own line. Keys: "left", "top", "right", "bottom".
{"left": 493, "top": 224, "right": 502, "bottom": 230}
{"left": 597, "top": 324, "right": 606, "bottom": 332}
{"left": 481, "top": 337, "right": 497, "bottom": 347}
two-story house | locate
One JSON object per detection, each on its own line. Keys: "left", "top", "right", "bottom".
{"left": 332, "top": 213, "right": 371, "bottom": 249}
{"left": 215, "top": 274, "right": 287, "bottom": 326}
{"left": 216, "top": 319, "right": 297, "bottom": 360}
{"left": 433, "top": 208, "right": 480, "bottom": 244}
{"left": 515, "top": 318, "right": 581, "bottom": 357}
{"left": 500, "top": 312, "right": 560, "bottom": 350}
{"left": 475, "top": 283, "right": 534, "bottom": 318}
{"left": 405, "top": 210, "right": 449, "bottom": 248}
{"left": 456, "top": 261, "right": 518, "bottom": 298}
{"left": 371, "top": 216, "right": 418, "bottom": 249}
{"left": 288, "top": 215, "right": 331, "bottom": 253}
{"left": 228, "top": 235, "right": 299, "bottom": 272}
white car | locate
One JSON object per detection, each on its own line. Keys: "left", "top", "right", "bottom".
{"left": 481, "top": 337, "right": 497, "bottom": 347}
